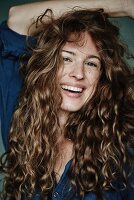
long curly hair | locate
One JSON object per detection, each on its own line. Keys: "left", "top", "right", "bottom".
{"left": 1, "top": 8, "right": 134, "bottom": 200}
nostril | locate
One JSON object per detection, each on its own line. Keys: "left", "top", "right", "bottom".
{"left": 69, "top": 67, "right": 84, "bottom": 80}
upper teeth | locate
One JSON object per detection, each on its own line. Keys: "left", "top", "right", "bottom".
{"left": 62, "top": 85, "right": 83, "bottom": 92}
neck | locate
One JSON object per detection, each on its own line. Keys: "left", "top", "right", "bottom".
{"left": 58, "top": 110, "right": 69, "bottom": 129}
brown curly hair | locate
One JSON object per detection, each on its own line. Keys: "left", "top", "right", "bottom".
{"left": 1, "top": 8, "right": 134, "bottom": 200}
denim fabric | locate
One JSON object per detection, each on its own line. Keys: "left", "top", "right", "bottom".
{"left": 0, "top": 21, "right": 26, "bottom": 149}
{"left": 0, "top": 21, "right": 134, "bottom": 200}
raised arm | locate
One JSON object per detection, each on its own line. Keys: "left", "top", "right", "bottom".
{"left": 8, "top": 0, "right": 134, "bottom": 35}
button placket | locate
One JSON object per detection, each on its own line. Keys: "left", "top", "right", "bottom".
{"left": 53, "top": 191, "right": 59, "bottom": 198}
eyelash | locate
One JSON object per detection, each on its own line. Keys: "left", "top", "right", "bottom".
{"left": 63, "top": 56, "right": 99, "bottom": 68}
{"left": 63, "top": 57, "right": 72, "bottom": 62}
{"left": 85, "top": 61, "right": 98, "bottom": 68}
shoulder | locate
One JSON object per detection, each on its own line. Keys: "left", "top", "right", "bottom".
{"left": 0, "top": 21, "right": 28, "bottom": 57}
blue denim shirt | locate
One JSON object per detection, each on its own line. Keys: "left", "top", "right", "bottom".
{"left": 0, "top": 21, "right": 134, "bottom": 200}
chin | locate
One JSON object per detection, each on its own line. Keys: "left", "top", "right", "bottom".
{"left": 61, "top": 103, "right": 82, "bottom": 113}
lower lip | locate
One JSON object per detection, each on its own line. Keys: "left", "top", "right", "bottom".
{"left": 61, "top": 88, "right": 83, "bottom": 98}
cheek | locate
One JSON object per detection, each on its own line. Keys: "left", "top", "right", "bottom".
{"left": 86, "top": 72, "right": 100, "bottom": 86}
{"left": 57, "top": 67, "right": 64, "bottom": 81}
{"left": 57, "top": 65, "right": 69, "bottom": 81}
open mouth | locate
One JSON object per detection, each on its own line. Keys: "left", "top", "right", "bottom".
{"left": 61, "top": 85, "right": 83, "bottom": 93}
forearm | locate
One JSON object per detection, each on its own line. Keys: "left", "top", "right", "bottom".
{"left": 7, "top": 0, "right": 134, "bottom": 35}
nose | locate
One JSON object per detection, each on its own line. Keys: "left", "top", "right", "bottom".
{"left": 69, "top": 61, "right": 84, "bottom": 80}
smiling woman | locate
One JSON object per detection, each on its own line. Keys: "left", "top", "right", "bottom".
{"left": 0, "top": 4, "right": 134, "bottom": 200}
{"left": 58, "top": 32, "right": 101, "bottom": 114}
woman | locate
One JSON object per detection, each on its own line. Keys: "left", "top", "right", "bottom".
{"left": 0, "top": 2, "right": 134, "bottom": 200}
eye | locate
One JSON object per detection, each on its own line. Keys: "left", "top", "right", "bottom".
{"left": 85, "top": 61, "right": 98, "bottom": 68}
{"left": 63, "top": 57, "right": 72, "bottom": 63}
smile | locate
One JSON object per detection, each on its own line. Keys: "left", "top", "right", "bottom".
{"left": 61, "top": 85, "right": 83, "bottom": 93}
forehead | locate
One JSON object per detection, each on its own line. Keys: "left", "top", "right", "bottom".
{"left": 62, "top": 32, "right": 100, "bottom": 57}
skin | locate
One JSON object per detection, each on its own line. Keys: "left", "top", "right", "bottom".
{"left": 58, "top": 32, "right": 101, "bottom": 118}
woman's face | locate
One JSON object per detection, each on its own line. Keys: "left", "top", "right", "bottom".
{"left": 58, "top": 32, "right": 101, "bottom": 113}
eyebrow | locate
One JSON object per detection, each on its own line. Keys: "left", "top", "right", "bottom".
{"left": 62, "top": 50, "right": 101, "bottom": 62}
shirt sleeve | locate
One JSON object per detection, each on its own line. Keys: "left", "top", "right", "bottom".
{"left": 0, "top": 21, "right": 28, "bottom": 150}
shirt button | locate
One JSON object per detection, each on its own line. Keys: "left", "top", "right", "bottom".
{"left": 53, "top": 192, "right": 59, "bottom": 198}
